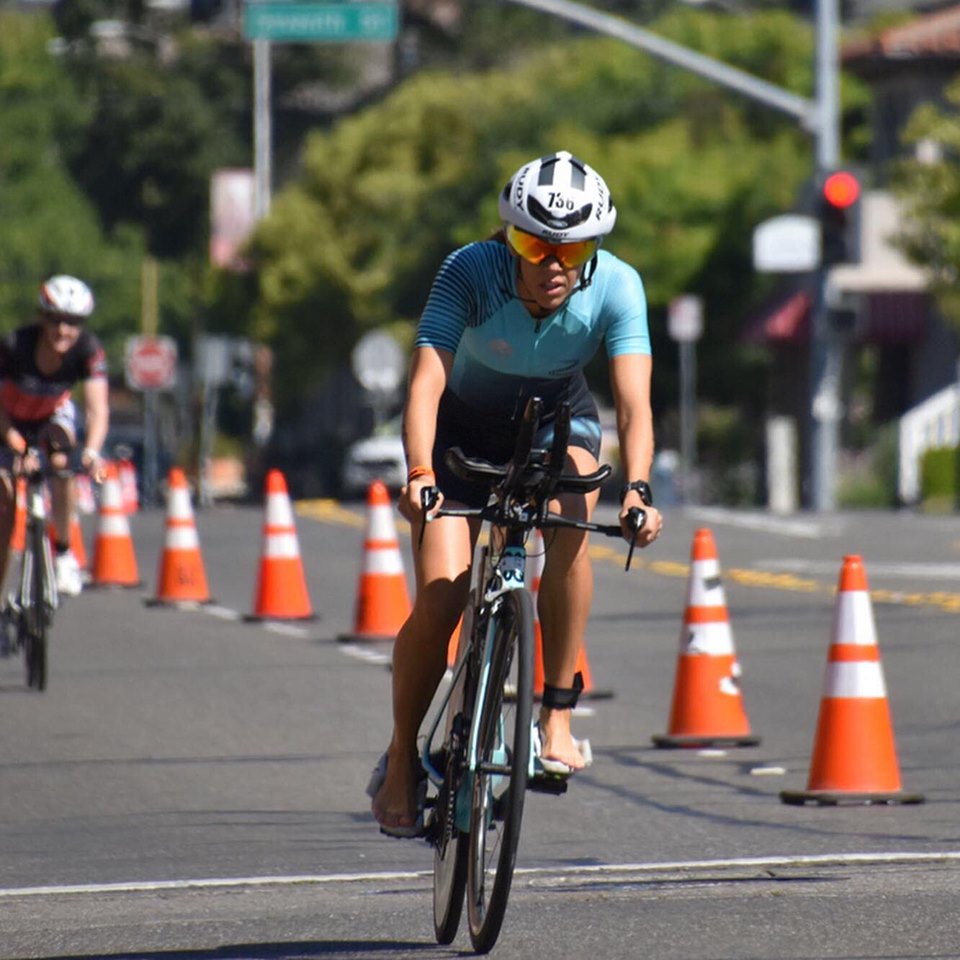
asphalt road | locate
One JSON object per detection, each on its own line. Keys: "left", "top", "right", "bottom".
{"left": 1, "top": 497, "right": 959, "bottom": 959}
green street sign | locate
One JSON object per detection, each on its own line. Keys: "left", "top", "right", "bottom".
{"left": 244, "top": 2, "right": 398, "bottom": 42}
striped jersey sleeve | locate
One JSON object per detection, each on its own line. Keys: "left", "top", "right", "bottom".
{"left": 415, "top": 242, "right": 514, "bottom": 354}
{"left": 596, "top": 254, "right": 650, "bottom": 358}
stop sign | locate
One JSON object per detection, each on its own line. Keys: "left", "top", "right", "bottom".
{"left": 125, "top": 336, "right": 177, "bottom": 391}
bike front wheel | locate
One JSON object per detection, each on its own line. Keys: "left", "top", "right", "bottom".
{"left": 23, "top": 524, "right": 50, "bottom": 692}
{"left": 433, "top": 594, "right": 479, "bottom": 945}
{"left": 466, "top": 588, "right": 534, "bottom": 953}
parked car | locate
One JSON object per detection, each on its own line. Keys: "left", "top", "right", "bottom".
{"left": 341, "top": 419, "right": 406, "bottom": 500}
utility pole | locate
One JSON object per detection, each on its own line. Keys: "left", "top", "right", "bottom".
{"left": 501, "top": 0, "right": 842, "bottom": 510}
{"left": 253, "top": 37, "right": 272, "bottom": 219}
{"left": 809, "top": 0, "right": 842, "bottom": 510}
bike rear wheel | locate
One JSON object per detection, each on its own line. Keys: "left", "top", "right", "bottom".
{"left": 466, "top": 588, "right": 534, "bottom": 953}
{"left": 432, "top": 741, "right": 469, "bottom": 944}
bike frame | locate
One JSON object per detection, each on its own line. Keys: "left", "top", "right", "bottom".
{"left": 421, "top": 531, "right": 529, "bottom": 822}
{"left": 20, "top": 469, "right": 59, "bottom": 624}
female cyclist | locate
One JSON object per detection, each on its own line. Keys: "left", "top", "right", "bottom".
{"left": 369, "top": 151, "right": 663, "bottom": 837}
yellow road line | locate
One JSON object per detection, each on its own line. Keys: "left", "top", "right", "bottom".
{"left": 294, "top": 499, "right": 960, "bottom": 614}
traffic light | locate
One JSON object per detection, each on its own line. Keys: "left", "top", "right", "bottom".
{"left": 819, "top": 170, "right": 862, "bottom": 266}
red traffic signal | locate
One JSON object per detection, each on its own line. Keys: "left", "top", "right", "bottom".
{"left": 822, "top": 170, "right": 860, "bottom": 210}
{"left": 819, "top": 170, "right": 862, "bottom": 265}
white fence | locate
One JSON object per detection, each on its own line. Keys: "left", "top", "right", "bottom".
{"left": 899, "top": 382, "right": 960, "bottom": 503}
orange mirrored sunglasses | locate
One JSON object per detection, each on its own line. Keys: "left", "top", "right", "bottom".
{"left": 505, "top": 225, "right": 600, "bottom": 269}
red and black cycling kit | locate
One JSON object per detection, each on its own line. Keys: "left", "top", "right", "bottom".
{"left": 0, "top": 326, "right": 107, "bottom": 427}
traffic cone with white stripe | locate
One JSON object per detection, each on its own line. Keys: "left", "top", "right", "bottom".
{"left": 338, "top": 480, "right": 410, "bottom": 642}
{"left": 146, "top": 467, "right": 211, "bottom": 606}
{"left": 119, "top": 459, "right": 139, "bottom": 514}
{"left": 91, "top": 462, "right": 140, "bottom": 588}
{"left": 75, "top": 473, "right": 96, "bottom": 515}
{"left": 247, "top": 469, "right": 314, "bottom": 620}
{"left": 781, "top": 555, "right": 924, "bottom": 805}
{"left": 652, "top": 528, "right": 759, "bottom": 748}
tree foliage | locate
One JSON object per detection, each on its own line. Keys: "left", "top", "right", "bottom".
{"left": 0, "top": 9, "right": 145, "bottom": 364}
{"left": 221, "top": 9, "right": 814, "bottom": 413}
{"left": 892, "top": 77, "right": 960, "bottom": 333}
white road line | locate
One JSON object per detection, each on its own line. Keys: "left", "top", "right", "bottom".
{"left": 340, "top": 643, "right": 392, "bottom": 664}
{"left": 759, "top": 559, "right": 960, "bottom": 580}
{"left": 3, "top": 852, "right": 960, "bottom": 899}
{"left": 203, "top": 605, "right": 243, "bottom": 621}
{"left": 263, "top": 622, "right": 310, "bottom": 638}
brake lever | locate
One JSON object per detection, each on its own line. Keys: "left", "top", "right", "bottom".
{"left": 418, "top": 485, "right": 440, "bottom": 549}
{"left": 624, "top": 506, "right": 646, "bottom": 572}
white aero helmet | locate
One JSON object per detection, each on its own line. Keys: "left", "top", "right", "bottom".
{"left": 38, "top": 275, "right": 95, "bottom": 318}
{"left": 498, "top": 151, "right": 617, "bottom": 242}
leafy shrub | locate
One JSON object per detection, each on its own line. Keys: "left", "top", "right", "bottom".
{"left": 920, "top": 445, "right": 958, "bottom": 511}
{"left": 838, "top": 423, "right": 899, "bottom": 508}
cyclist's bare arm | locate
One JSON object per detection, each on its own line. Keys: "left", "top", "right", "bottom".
{"left": 609, "top": 352, "right": 661, "bottom": 546}
{"left": 81, "top": 377, "right": 109, "bottom": 482}
{"left": 0, "top": 407, "right": 26, "bottom": 458}
{"left": 401, "top": 346, "right": 453, "bottom": 523}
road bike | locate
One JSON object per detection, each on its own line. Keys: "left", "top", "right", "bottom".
{"left": 2, "top": 449, "right": 62, "bottom": 691}
{"left": 419, "top": 397, "right": 644, "bottom": 953}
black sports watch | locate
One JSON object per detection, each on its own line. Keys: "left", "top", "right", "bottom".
{"left": 619, "top": 479, "right": 653, "bottom": 506}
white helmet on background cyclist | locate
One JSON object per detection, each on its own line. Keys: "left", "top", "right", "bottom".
{"left": 38, "top": 275, "right": 95, "bottom": 319}
{"left": 498, "top": 150, "right": 617, "bottom": 243}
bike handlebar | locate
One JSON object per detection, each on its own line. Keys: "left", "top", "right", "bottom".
{"left": 19, "top": 446, "right": 94, "bottom": 482}
{"left": 423, "top": 489, "right": 645, "bottom": 571}
{"left": 413, "top": 396, "right": 647, "bottom": 570}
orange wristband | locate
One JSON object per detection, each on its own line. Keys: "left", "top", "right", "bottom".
{"left": 407, "top": 465, "right": 435, "bottom": 483}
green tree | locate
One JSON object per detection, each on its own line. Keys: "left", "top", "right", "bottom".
{"left": 0, "top": 9, "right": 145, "bottom": 364}
{"left": 892, "top": 76, "right": 960, "bottom": 334}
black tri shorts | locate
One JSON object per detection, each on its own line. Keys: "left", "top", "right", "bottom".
{"left": 433, "top": 373, "right": 601, "bottom": 508}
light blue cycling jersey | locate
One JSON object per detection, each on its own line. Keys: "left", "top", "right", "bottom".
{"left": 415, "top": 241, "right": 650, "bottom": 414}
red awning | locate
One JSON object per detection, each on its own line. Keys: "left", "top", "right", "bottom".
{"left": 743, "top": 290, "right": 811, "bottom": 343}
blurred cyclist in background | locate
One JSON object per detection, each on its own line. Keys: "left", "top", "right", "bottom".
{"left": 0, "top": 275, "right": 109, "bottom": 597}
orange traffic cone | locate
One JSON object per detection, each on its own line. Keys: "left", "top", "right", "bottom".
{"left": 119, "top": 459, "right": 139, "bottom": 514}
{"left": 75, "top": 472, "right": 96, "bottom": 515}
{"left": 10, "top": 477, "right": 26, "bottom": 552}
{"left": 781, "top": 556, "right": 924, "bottom": 805}
{"left": 652, "top": 528, "right": 759, "bottom": 748}
{"left": 338, "top": 480, "right": 411, "bottom": 642}
{"left": 447, "top": 613, "right": 465, "bottom": 667}
{"left": 146, "top": 468, "right": 211, "bottom": 606}
{"left": 91, "top": 462, "right": 140, "bottom": 588}
{"left": 530, "top": 530, "right": 547, "bottom": 696}
{"left": 247, "top": 469, "right": 314, "bottom": 621}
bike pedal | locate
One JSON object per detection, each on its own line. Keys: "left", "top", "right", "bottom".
{"left": 527, "top": 775, "right": 569, "bottom": 796}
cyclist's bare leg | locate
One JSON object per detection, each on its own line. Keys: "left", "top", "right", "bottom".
{"left": 43, "top": 424, "right": 75, "bottom": 548}
{"left": 371, "top": 511, "right": 480, "bottom": 831}
{"left": 537, "top": 445, "right": 601, "bottom": 770}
